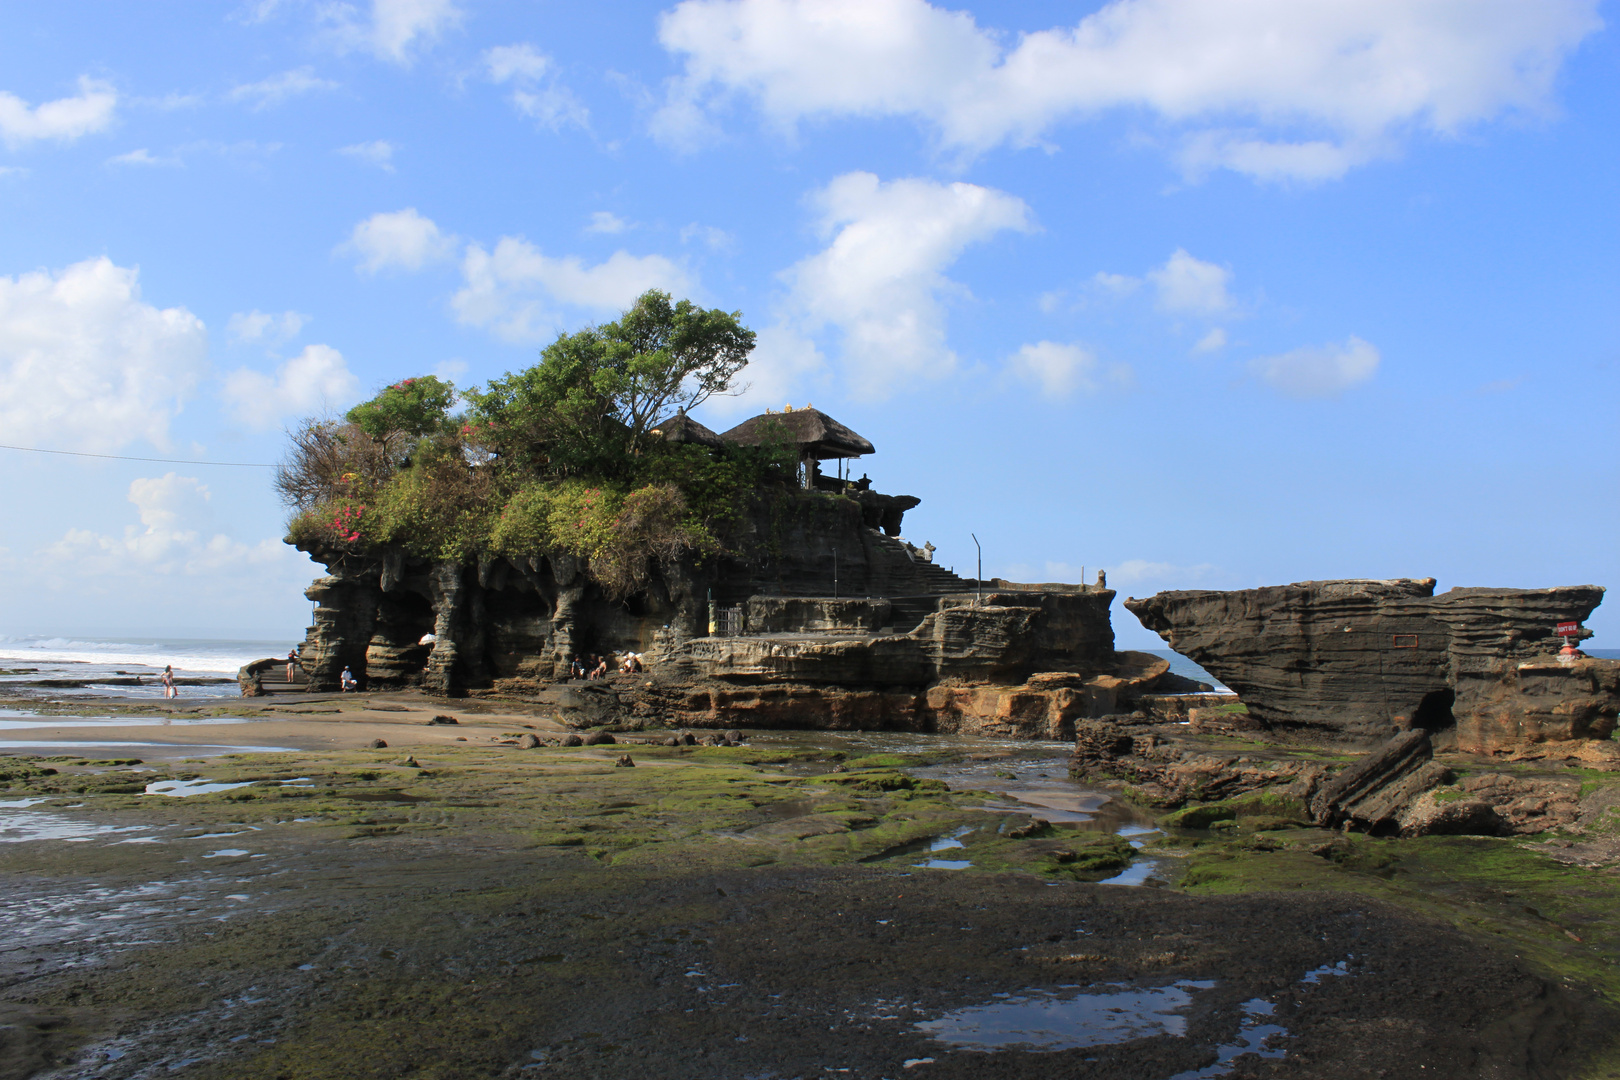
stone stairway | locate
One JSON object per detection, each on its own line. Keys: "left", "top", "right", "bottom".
{"left": 865, "top": 533, "right": 975, "bottom": 631}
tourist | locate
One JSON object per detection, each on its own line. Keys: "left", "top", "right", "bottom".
{"left": 286, "top": 649, "right": 298, "bottom": 682}
{"left": 340, "top": 666, "right": 358, "bottom": 692}
{"left": 570, "top": 656, "right": 586, "bottom": 680}
{"left": 161, "top": 664, "right": 177, "bottom": 700}
{"left": 591, "top": 655, "right": 608, "bottom": 680}
{"left": 628, "top": 653, "right": 644, "bottom": 674}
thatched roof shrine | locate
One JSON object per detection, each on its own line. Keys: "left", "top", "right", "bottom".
{"left": 719, "top": 407, "right": 875, "bottom": 460}
{"left": 649, "top": 411, "right": 725, "bottom": 448}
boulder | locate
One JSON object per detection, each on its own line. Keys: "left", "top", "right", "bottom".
{"left": 582, "top": 731, "right": 617, "bottom": 746}
{"left": 367, "top": 738, "right": 388, "bottom": 749}
{"left": 518, "top": 734, "right": 541, "bottom": 749}
{"left": 426, "top": 714, "right": 459, "bottom": 726}
{"left": 561, "top": 734, "right": 584, "bottom": 747}
{"left": 1308, "top": 730, "right": 1449, "bottom": 831}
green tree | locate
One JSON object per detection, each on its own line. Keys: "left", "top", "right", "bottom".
{"left": 346, "top": 376, "right": 459, "bottom": 456}
{"left": 467, "top": 289, "right": 755, "bottom": 476}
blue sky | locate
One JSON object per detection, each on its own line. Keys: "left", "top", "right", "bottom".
{"left": 0, "top": 0, "right": 1615, "bottom": 650}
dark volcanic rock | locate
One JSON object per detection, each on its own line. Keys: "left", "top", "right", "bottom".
{"left": 1125, "top": 579, "right": 1617, "bottom": 749}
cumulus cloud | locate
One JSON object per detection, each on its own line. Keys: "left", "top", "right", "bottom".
{"left": 228, "top": 67, "right": 338, "bottom": 110}
{"left": 703, "top": 323, "right": 826, "bottom": 417}
{"left": 654, "top": 0, "right": 1601, "bottom": 179}
{"left": 1191, "top": 327, "right": 1227, "bottom": 354}
{"left": 585, "top": 211, "right": 630, "bottom": 234}
{"left": 1147, "top": 249, "right": 1233, "bottom": 315}
{"left": 452, "top": 238, "right": 693, "bottom": 343}
{"left": 226, "top": 309, "right": 307, "bottom": 345}
{"left": 0, "top": 257, "right": 207, "bottom": 453}
{"left": 1008, "top": 340, "right": 1131, "bottom": 398}
{"left": 338, "top": 139, "right": 395, "bottom": 171}
{"left": 40, "top": 473, "right": 290, "bottom": 577}
{"left": 483, "top": 43, "right": 588, "bottom": 130}
{"left": 778, "top": 171, "right": 1032, "bottom": 396}
{"left": 1249, "top": 335, "right": 1380, "bottom": 398}
{"left": 343, "top": 208, "right": 457, "bottom": 273}
{"left": 323, "top": 0, "right": 462, "bottom": 64}
{"left": 107, "top": 147, "right": 181, "bottom": 167}
{"left": 0, "top": 76, "right": 118, "bottom": 149}
{"left": 222, "top": 343, "right": 360, "bottom": 429}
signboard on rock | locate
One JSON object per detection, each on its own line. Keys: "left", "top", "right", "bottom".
{"left": 1557, "top": 621, "right": 1580, "bottom": 636}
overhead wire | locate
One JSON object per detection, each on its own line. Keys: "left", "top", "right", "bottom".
{"left": 0, "top": 443, "right": 275, "bottom": 468}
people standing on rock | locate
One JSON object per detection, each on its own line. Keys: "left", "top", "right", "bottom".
{"left": 286, "top": 649, "right": 298, "bottom": 683}
{"left": 161, "top": 665, "right": 177, "bottom": 699}
{"left": 340, "top": 666, "right": 358, "bottom": 692}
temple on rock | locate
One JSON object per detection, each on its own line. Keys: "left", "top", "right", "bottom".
{"left": 269, "top": 406, "right": 1199, "bottom": 736}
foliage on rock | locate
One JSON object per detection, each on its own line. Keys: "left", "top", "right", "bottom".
{"left": 281, "top": 291, "right": 800, "bottom": 597}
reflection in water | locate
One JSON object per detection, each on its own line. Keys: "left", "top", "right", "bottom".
{"left": 917, "top": 980, "right": 1216, "bottom": 1050}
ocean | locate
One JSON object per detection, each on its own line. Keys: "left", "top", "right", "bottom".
{"left": 0, "top": 636, "right": 293, "bottom": 700}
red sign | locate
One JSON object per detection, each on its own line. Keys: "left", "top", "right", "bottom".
{"left": 1557, "top": 621, "right": 1580, "bottom": 636}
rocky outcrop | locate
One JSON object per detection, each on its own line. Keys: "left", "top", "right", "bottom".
{"left": 1125, "top": 579, "right": 1618, "bottom": 751}
{"left": 1307, "top": 730, "right": 1450, "bottom": 833}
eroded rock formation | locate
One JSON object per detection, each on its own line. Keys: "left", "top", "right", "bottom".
{"left": 280, "top": 489, "right": 1189, "bottom": 737}
{"left": 1125, "top": 579, "right": 1619, "bottom": 751}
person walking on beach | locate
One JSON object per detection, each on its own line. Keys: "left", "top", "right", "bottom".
{"left": 161, "top": 665, "right": 177, "bottom": 700}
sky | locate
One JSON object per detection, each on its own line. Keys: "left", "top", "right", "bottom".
{"left": 0, "top": 0, "right": 1616, "bottom": 650}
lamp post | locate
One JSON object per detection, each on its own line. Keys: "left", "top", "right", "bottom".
{"left": 972, "top": 533, "right": 982, "bottom": 607}
{"left": 832, "top": 546, "right": 838, "bottom": 599}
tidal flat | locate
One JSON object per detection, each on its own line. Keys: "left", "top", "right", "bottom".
{"left": 1, "top": 704, "right": 1618, "bottom": 1078}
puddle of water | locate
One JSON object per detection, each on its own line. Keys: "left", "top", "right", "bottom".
{"left": 1098, "top": 860, "right": 1162, "bottom": 887}
{"left": 917, "top": 980, "right": 1216, "bottom": 1051}
{"left": 1165, "top": 999, "right": 1288, "bottom": 1079}
{"left": 915, "top": 859, "right": 972, "bottom": 870}
{"left": 0, "top": 797, "right": 51, "bottom": 807}
{"left": 0, "top": 741, "right": 291, "bottom": 753}
{"left": 0, "top": 717, "right": 257, "bottom": 730}
{"left": 146, "top": 778, "right": 254, "bottom": 797}
{"left": 204, "top": 849, "right": 251, "bottom": 858}
{"left": 0, "top": 811, "right": 152, "bottom": 843}
{"left": 1300, "top": 960, "right": 1351, "bottom": 984}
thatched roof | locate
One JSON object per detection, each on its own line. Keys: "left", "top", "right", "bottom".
{"left": 719, "top": 408, "right": 875, "bottom": 459}
{"left": 648, "top": 412, "right": 725, "bottom": 448}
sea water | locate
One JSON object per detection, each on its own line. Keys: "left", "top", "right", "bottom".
{"left": 0, "top": 636, "right": 294, "bottom": 700}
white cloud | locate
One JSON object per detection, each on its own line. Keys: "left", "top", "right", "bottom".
{"left": 681, "top": 223, "right": 734, "bottom": 251}
{"left": 778, "top": 171, "right": 1033, "bottom": 397}
{"left": 655, "top": 0, "right": 1602, "bottom": 180}
{"left": 452, "top": 237, "right": 694, "bottom": 343}
{"left": 0, "top": 257, "right": 207, "bottom": 453}
{"left": 0, "top": 76, "right": 118, "bottom": 149}
{"left": 586, "top": 211, "right": 630, "bottom": 235}
{"left": 1147, "top": 249, "right": 1233, "bottom": 315}
{"left": 221, "top": 343, "right": 360, "bottom": 430}
{"left": 343, "top": 208, "right": 456, "bottom": 273}
{"left": 1009, "top": 340, "right": 1130, "bottom": 398}
{"left": 703, "top": 324, "right": 826, "bottom": 417}
{"left": 107, "top": 147, "right": 181, "bottom": 167}
{"left": 1249, "top": 335, "right": 1380, "bottom": 399}
{"left": 40, "top": 473, "right": 291, "bottom": 577}
{"left": 338, "top": 139, "right": 395, "bottom": 171}
{"left": 483, "top": 43, "right": 588, "bottom": 130}
{"left": 326, "top": 0, "right": 462, "bottom": 64}
{"left": 1191, "top": 327, "right": 1227, "bottom": 354}
{"left": 226, "top": 309, "right": 308, "bottom": 345}
{"left": 228, "top": 67, "right": 339, "bottom": 110}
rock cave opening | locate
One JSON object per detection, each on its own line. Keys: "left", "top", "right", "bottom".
{"left": 1411, "top": 688, "right": 1456, "bottom": 734}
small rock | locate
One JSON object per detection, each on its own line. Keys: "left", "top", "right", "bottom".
{"left": 583, "top": 731, "right": 617, "bottom": 746}
{"left": 403, "top": 756, "right": 421, "bottom": 768}
{"left": 455, "top": 736, "right": 467, "bottom": 741}
{"left": 680, "top": 732, "right": 697, "bottom": 746}
{"left": 1051, "top": 849, "right": 1077, "bottom": 864}
{"left": 614, "top": 754, "right": 635, "bottom": 768}
{"left": 562, "top": 734, "right": 584, "bottom": 747}
{"left": 724, "top": 730, "right": 743, "bottom": 744}
{"left": 1007, "top": 818, "right": 1050, "bottom": 840}
{"left": 367, "top": 739, "right": 388, "bottom": 749}
{"left": 427, "top": 714, "right": 459, "bottom": 726}
{"left": 519, "top": 734, "right": 542, "bottom": 749}
{"left": 663, "top": 736, "right": 681, "bottom": 747}
{"left": 702, "top": 735, "right": 723, "bottom": 746}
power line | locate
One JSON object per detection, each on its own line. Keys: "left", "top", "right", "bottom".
{"left": 0, "top": 443, "right": 275, "bottom": 468}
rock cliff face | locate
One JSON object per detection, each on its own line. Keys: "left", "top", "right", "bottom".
{"left": 1124, "top": 579, "right": 1618, "bottom": 750}
{"left": 286, "top": 489, "right": 1182, "bottom": 737}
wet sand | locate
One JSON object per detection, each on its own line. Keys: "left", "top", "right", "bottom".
{"left": 0, "top": 694, "right": 1616, "bottom": 1078}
